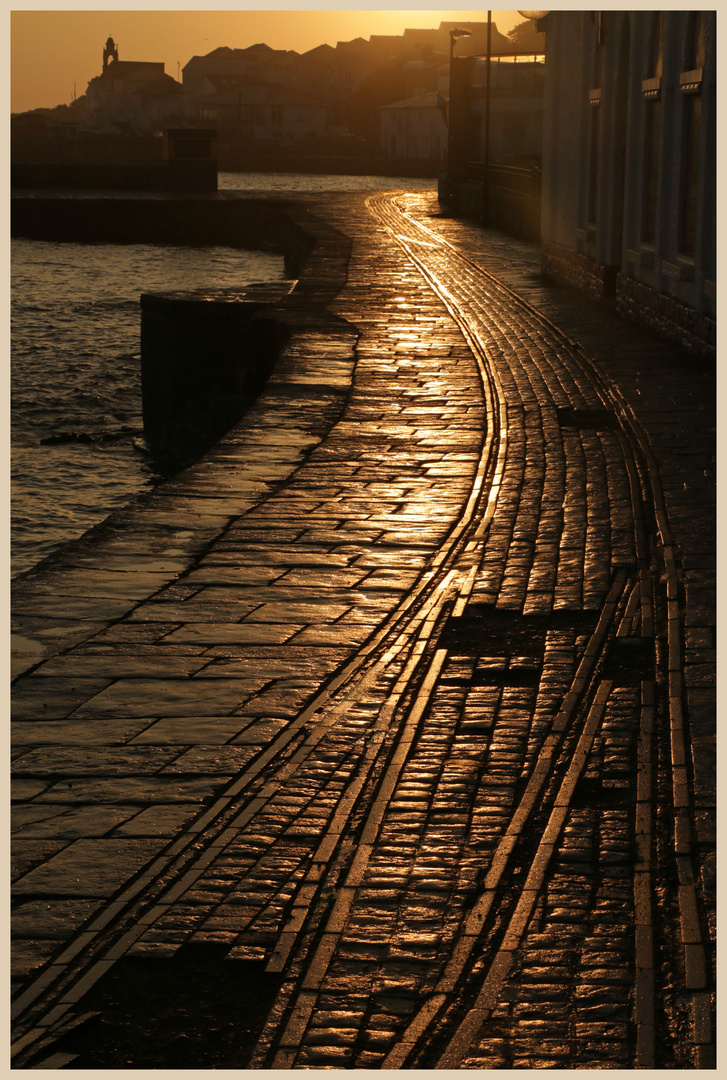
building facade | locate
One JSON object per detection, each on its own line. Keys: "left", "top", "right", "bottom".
{"left": 85, "top": 38, "right": 186, "bottom": 132}
{"left": 380, "top": 92, "right": 448, "bottom": 161}
{"left": 182, "top": 45, "right": 300, "bottom": 99}
{"left": 447, "top": 52, "right": 545, "bottom": 237}
{"left": 463, "top": 55, "right": 544, "bottom": 165}
{"left": 539, "top": 10, "right": 715, "bottom": 358}
{"left": 193, "top": 80, "right": 328, "bottom": 146}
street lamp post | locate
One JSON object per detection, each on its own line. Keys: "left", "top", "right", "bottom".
{"left": 482, "top": 12, "right": 492, "bottom": 225}
{"left": 447, "top": 28, "right": 471, "bottom": 204}
{"left": 495, "top": 11, "right": 547, "bottom": 230}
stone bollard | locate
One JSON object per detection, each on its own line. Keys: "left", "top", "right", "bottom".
{"left": 140, "top": 284, "right": 293, "bottom": 468}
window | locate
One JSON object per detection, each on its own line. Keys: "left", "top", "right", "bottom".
{"left": 680, "top": 93, "right": 701, "bottom": 255}
{"left": 587, "top": 103, "right": 600, "bottom": 224}
{"left": 642, "top": 100, "right": 661, "bottom": 241}
{"left": 679, "top": 12, "right": 706, "bottom": 255}
{"left": 641, "top": 13, "right": 663, "bottom": 242}
{"left": 686, "top": 11, "right": 706, "bottom": 70}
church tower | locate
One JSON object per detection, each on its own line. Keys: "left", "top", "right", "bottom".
{"left": 103, "top": 36, "right": 119, "bottom": 70}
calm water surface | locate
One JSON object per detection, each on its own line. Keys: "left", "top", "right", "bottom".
{"left": 218, "top": 171, "right": 437, "bottom": 193}
{"left": 11, "top": 240, "right": 285, "bottom": 577}
{"left": 11, "top": 174, "right": 437, "bottom": 578}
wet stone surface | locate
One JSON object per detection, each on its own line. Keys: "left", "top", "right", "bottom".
{"left": 11, "top": 191, "right": 714, "bottom": 1070}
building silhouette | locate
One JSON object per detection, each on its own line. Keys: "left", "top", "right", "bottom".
{"left": 380, "top": 92, "right": 448, "bottom": 163}
{"left": 447, "top": 52, "right": 545, "bottom": 233}
{"left": 86, "top": 39, "right": 185, "bottom": 132}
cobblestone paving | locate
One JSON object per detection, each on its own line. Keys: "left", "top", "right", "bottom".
{"left": 11, "top": 191, "right": 714, "bottom": 1069}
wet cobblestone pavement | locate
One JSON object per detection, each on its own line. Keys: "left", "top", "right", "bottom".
{"left": 11, "top": 191, "right": 715, "bottom": 1069}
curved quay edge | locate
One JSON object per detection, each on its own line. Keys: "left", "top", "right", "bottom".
{"left": 10, "top": 190, "right": 714, "bottom": 1071}
{"left": 11, "top": 196, "right": 357, "bottom": 679}
{"left": 11, "top": 190, "right": 493, "bottom": 1061}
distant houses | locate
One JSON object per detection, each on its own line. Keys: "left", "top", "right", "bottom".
{"left": 380, "top": 92, "right": 448, "bottom": 163}
{"left": 179, "top": 31, "right": 479, "bottom": 164}
{"left": 182, "top": 44, "right": 301, "bottom": 99}
{"left": 85, "top": 41, "right": 185, "bottom": 131}
{"left": 64, "top": 22, "right": 526, "bottom": 166}
{"left": 193, "top": 80, "right": 328, "bottom": 148}
{"left": 13, "top": 21, "right": 533, "bottom": 172}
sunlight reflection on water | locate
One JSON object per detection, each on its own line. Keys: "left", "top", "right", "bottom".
{"left": 218, "top": 171, "right": 437, "bottom": 193}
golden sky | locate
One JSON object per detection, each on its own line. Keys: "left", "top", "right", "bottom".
{"left": 11, "top": 9, "right": 524, "bottom": 113}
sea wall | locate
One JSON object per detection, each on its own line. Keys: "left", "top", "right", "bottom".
{"left": 8, "top": 194, "right": 354, "bottom": 669}
{"left": 11, "top": 160, "right": 217, "bottom": 193}
{"left": 12, "top": 193, "right": 352, "bottom": 472}
{"left": 218, "top": 152, "right": 440, "bottom": 178}
{"left": 140, "top": 286, "right": 293, "bottom": 466}
{"left": 11, "top": 195, "right": 314, "bottom": 272}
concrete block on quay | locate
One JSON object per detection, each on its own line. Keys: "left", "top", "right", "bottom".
{"left": 140, "top": 283, "right": 294, "bottom": 465}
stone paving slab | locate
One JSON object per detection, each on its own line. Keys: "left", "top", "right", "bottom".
{"left": 10, "top": 190, "right": 714, "bottom": 1070}
{"left": 407, "top": 191, "right": 714, "bottom": 819}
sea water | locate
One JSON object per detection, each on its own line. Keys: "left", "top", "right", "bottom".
{"left": 11, "top": 239, "right": 286, "bottom": 577}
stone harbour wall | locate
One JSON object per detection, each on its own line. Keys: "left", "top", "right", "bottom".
{"left": 11, "top": 161, "right": 218, "bottom": 193}
{"left": 10, "top": 196, "right": 314, "bottom": 273}
{"left": 12, "top": 190, "right": 353, "bottom": 530}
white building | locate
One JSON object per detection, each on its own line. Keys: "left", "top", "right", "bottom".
{"left": 539, "top": 10, "right": 715, "bottom": 357}
{"left": 380, "top": 92, "right": 448, "bottom": 161}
